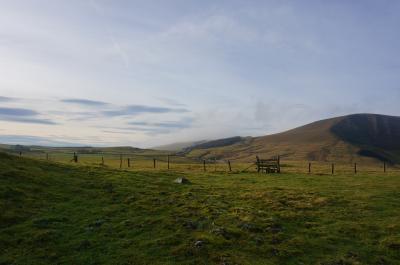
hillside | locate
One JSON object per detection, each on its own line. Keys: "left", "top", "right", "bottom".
{"left": 153, "top": 140, "right": 209, "bottom": 152}
{"left": 1, "top": 152, "right": 400, "bottom": 264}
{"left": 186, "top": 114, "right": 400, "bottom": 163}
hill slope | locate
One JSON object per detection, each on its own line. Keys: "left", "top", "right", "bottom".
{"left": 186, "top": 114, "right": 400, "bottom": 163}
{"left": 153, "top": 140, "right": 209, "bottom": 151}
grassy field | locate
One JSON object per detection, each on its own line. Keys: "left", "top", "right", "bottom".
{"left": 6, "top": 147, "right": 400, "bottom": 176}
{"left": 1, "top": 152, "right": 400, "bottom": 264}
{"left": 2, "top": 143, "right": 399, "bottom": 175}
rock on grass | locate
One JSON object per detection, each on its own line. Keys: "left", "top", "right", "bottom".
{"left": 174, "top": 177, "right": 190, "bottom": 184}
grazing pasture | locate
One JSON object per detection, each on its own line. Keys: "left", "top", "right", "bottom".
{"left": 7, "top": 146, "right": 400, "bottom": 176}
{"left": 1, "top": 152, "right": 400, "bottom": 264}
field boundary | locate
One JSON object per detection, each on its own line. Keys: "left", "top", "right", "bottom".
{"left": 5, "top": 150, "right": 400, "bottom": 175}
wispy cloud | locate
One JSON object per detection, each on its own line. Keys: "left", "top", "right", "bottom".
{"left": 0, "top": 107, "right": 57, "bottom": 125}
{"left": 0, "top": 117, "right": 57, "bottom": 125}
{"left": 156, "top": 97, "right": 187, "bottom": 107}
{"left": 102, "top": 117, "right": 193, "bottom": 137}
{"left": 0, "top": 107, "right": 37, "bottom": 116}
{"left": 105, "top": 126, "right": 172, "bottom": 136}
{"left": 128, "top": 121, "right": 149, "bottom": 126}
{"left": 0, "top": 96, "right": 17, "bottom": 102}
{"left": 0, "top": 135, "right": 80, "bottom": 146}
{"left": 128, "top": 118, "right": 193, "bottom": 129}
{"left": 103, "top": 105, "right": 188, "bottom": 117}
{"left": 61, "top": 98, "right": 109, "bottom": 106}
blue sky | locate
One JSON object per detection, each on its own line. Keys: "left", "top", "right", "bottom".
{"left": 0, "top": 0, "right": 399, "bottom": 147}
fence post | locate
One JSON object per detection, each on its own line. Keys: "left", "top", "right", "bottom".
{"left": 167, "top": 155, "right": 170, "bottom": 170}
{"left": 331, "top": 163, "right": 334, "bottom": 175}
{"left": 203, "top": 160, "right": 206, "bottom": 172}
{"left": 214, "top": 158, "right": 217, "bottom": 172}
{"left": 228, "top": 160, "right": 232, "bottom": 172}
{"left": 46, "top": 153, "right": 49, "bottom": 161}
{"left": 101, "top": 156, "right": 104, "bottom": 166}
{"left": 277, "top": 155, "right": 281, "bottom": 173}
{"left": 119, "top": 154, "right": 123, "bottom": 169}
{"left": 308, "top": 162, "right": 311, "bottom": 174}
{"left": 354, "top": 163, "right": 357, "bottom": 174}
{"left": 73, "top": 152, "right": 78, "bottom": 163}
{"left": 384, "top": 161, "right": 386, "bottom": 173}
{"left": 153, "top": 158, "right": 156, "bottom": 169}
{"left": 128, "top": 158, "right": 130, "bottom": 168}
{"left": 19, "top": 152, "right": 22, "bottom": 156}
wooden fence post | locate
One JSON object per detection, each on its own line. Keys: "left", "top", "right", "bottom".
{"left": 153, "top": 158, "right": 156, "bottom": 169}
{"left": 73, "top": 152, "right": 78, "bottom": 163}
{"left": 101, "top": 156, "right": 104, "bottom": 166}
{"left": 203, "top": 160, "right": 206, "bottom": 172}
{"left": 127, "top": 158, "right": 130, "bottom": 168}
{"left": 228, "top": 160, "right": 232, "bottom": 172}
{"left": 167, "top": 155, "right": 170, "bottom": 170}
{"left": 308, "top": 162, "right": 311, "bottom": 174}
{"left": 19, "top": 152, "right": 22, "bottom": 156}
{"left": 46, "top": 153, "right": 49, "bottom": 161}
{"left": 277, "top": 155, "right": 281, "bottom": 173}
{"left": 354, "top": 163, "right": 357, "bottom": 174}
{"left": 331, "top": 163, "right": 334, "bottom": 175}
{"left": 120, "top": 154, "right": 123, "bottom": 169}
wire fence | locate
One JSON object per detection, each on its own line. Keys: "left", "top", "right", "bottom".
{"left": 8, "top": 150, "right": 400, "bottom": 175}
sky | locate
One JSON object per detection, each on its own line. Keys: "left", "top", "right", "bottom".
{"left": 0, "top": 0, "right": 400, "bottom": 147}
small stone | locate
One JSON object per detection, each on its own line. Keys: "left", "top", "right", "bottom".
{"left": 194, "top": 240, "right": 204, "bottom": 248}
{"left": 174, "top": 177, "right": 190, "bottom": 184}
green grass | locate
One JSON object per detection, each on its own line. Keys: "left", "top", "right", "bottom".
{"left": 1, "top": 152, "right": 400, "bottom": 265}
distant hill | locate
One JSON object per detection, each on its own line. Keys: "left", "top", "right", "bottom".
{"left": 154, "top": 137, "right": 252, "bottom": 152}
{"left": 0, "top": 144, "right": 170, "bottom": 156}
{"left": 153, "top": 140, "right": 209, "bottom": 151}
{"left": 185, "top": 114, "right": 400, "bottom": 163}
{"left": 188, "top": 136, "right": 248, "bottom": 150}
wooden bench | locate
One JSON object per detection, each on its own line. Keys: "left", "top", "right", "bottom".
{"left": 256, "top": 156, "right": 281, "bottom": 173}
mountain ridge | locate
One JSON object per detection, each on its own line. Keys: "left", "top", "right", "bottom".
{"left": 185, "top": 113, "right": 400, "bottom": 163}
